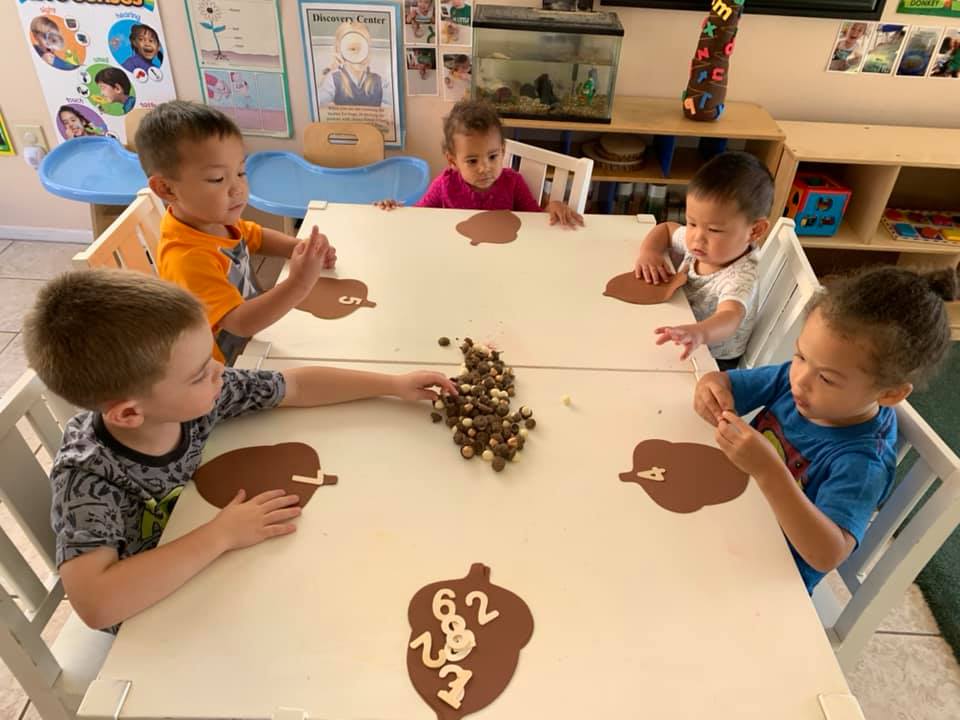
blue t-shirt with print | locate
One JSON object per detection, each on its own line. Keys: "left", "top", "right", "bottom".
{"left": 727, "top": 362, "right": 897, "bottom": 592}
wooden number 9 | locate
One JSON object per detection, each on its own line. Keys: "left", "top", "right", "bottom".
{"left": 437, "top": 664, "right": 473, "bottom": 709}
{"left": 432, "top": 588, "right": 457, "bottom": 621}
{"left": 338, "top": 296, "right": 362, "bottom": 305}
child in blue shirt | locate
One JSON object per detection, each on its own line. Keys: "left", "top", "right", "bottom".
{"left": 694, "top": 266, "right": 954, "bottom": 591}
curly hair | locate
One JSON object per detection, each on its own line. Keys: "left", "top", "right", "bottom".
{"left": 442, "top": 99, "right": 502, "bottom": 155}
{"left": 809, "top": 266, "right": 955, "bottom": 389}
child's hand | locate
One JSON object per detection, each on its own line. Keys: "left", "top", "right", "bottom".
{"left": 210, "top": 489, "right": 301, "bottom": 551}
{"left": 546, "top": 200, "right": 584, "bottom": 229}
{"left": 288, "top": 227, "right": 329, "bottom": 292}
{"left": 375, "top": 199, "right": 403, "bottom": 211}
{"left": 391, "top": 371, "right": 459, "bottom": 402}
{"left": 634, "top": 249, "right": 674, "bottom": 284}
{"left": 715, "top": 411, "right": 783, "bottom": 480}
{"left": 655, "top": 323, "right": 704, "bottom": 360}
{"left": 694, "top": 371, "right": 735, "bottom": 426}
{"left": 319, "top": 228, "right": 338, "bottom": 270}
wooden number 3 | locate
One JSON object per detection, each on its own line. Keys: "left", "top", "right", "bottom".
{"left": 466, "top": 590, "right": 500, "bottom": 625}
{"left": 437, "top": 664, "right": 473, "bottom": 709}
{"left": 338, "top": 295, "right": 363, "bottom": 305}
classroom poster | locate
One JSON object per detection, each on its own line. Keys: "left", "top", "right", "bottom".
{"left": 186, "top": 0, "right": 292, "bottom": 137}
{"left": 405, "top": 46, "right": 438, "bottom": 95}
{"left": 895, "top": 26, "right": 942, "bottom": 76}
{"left": 928, "top": 28, "right": 960, "bottom": 77}
{"left": 17, "top": 0, "right": 177, "bottom": 146}
{"left": 440, "top": 0, "right": 472, "bottom": 47}
{"left": 897, "top": 0, "right": 960, "bottom": 19}
{"left": 826, "top": 21, "right": 875, "bottom": 72}
{"left": 299, "top": 0, "right": 404, "bottom": 147}
{"left": 440, "top": 48, "right": 470, "bottom": 102}
{"left": 860, "top": 24, "right": 908, "bottom": 74}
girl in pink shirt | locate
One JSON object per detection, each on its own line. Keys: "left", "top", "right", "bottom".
{"left": 378, "top": 99, "right": 583, "bottom": 227}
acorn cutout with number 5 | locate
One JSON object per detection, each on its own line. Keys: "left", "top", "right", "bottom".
{"left": 297, "top": 277, "right": 377, "bottom": 319}
{"left": 619, "top": 438, "right": 748, "bottom": 513}
{"left": 406, "top": 563, "right": 534, "bottom": 720}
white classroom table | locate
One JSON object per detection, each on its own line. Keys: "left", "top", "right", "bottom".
{"left": 250, "top": 202, "right": 714, "bottom": 373}
{"left": 80, "top": 360, "right": 855, "bottom": 720}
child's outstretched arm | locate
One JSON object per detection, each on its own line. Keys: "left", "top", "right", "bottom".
{"left": 280, "top": 366, "right": 457, "bottom": 407}
{"left": 545, "top": 200, "right": 584, "bottom": 229}
{"left": 715, "top": 411, "right": 856, "bottom": 573}
{"left": 218, "top": 229, "right": 328, "bottom": 338}
{"left": 634, "top": 222, "right": 680, "bottom": 284}
{"left": 260, "top": 225, "right": 337, "bottom": 269}
{"left": 655, "top": 301, "right": 745, "bottom": 360}
{"left": 59, "top": 488, "right": 301, "bottom": 629}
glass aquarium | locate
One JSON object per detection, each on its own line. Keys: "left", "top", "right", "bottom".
{"left": 472, "top": 6, "right": 623, "bottom": 123}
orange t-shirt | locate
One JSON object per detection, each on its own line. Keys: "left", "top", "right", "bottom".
{"left": 157, "top": 209, "right": 263, "bottom": 364}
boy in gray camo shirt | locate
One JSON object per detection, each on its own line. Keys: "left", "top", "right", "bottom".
{"left": 23, "top": 269, "right": 455, "bottom": 632}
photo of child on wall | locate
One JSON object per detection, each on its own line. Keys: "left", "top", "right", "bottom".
{"left": 895, "top": 26, "right": 942, "bottom": 76}
{"left": 827, "top": 21, "right": 874, "bottom": 72}
{"left": 860, "top": 23, "right": 908, "bottom": 74}
{"left": 406, "top": 46, "right": 438, "bottom": 96}
{"left": 929, "top": 28, "right": 960, "bottom": 77}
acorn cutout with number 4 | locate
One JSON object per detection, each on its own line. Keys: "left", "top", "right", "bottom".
{"left": 297, "top": 277, "right": 377, "bottom": 319}
{"left": 406, "top": 563, "right": 534, "bottom": 720}
{"left": 619, "top": 438, "right": 748, "bottom": 513}
{"left": 193, "top": 442, "right": 338, "bottom": 509}
{"left": 603, "top": 269, "right": 688, "bottom": 305}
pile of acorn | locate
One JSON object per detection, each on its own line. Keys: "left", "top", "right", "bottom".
{"left": 431, "top": 337, "right": 535, "bottom": 473}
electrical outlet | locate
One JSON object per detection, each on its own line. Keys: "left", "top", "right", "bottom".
{"left": 14, "top": 125, "right": 48, "bottom": 153}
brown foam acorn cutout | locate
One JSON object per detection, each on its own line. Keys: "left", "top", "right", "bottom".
{"left": 406, "top": 563, "right": 534, "bottom": 720}
{"left": 603, "top": 269, "right": 688, "bottom": 305}
{"left": 619, "top": 439, "right": 748, "bottom": 513}
{"left": 297, "top": 277, "right": 376, "bottom": 319}
{"left": 456, "top": 211, "right": 522, "bottom": 246}
{"left": 193, "top": 442, "right": 337, "bottom": 509}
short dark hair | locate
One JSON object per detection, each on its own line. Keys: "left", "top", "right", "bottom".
{"left": 23, "top": 269, "right": 207, "bottom": 409}
{"left": 135, "top": 100, "right": 241, "bottom": 177}
{"left": 442, "top": 99, "right": 502, "bottom": 155}
{"left": 130, "top": 24, "right": 159, "bottom": 45}
{"left": 94, "top": 67, "right": 131, "bottom": 95}
{"left": 688, "top": 151, "right": 775, "bottom": 221}
{"left": 809, "top": 266, "right": 954, "bottom": 389}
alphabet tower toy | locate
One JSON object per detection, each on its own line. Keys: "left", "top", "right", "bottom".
{"left": 682, "top": 0, "right": 745, "bottom": 121}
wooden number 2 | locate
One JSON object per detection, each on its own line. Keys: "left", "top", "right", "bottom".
{"left": 409, "top": 631, "right": 445, "bottom": 669}
{"left": 437, "top": 664, "right": 473, "bottom": 709}
{"left": 338, "top": 295, "right": 362, "bottom": 305}
{"left": 466, "top": 590, "right": 500, "bottom": 625}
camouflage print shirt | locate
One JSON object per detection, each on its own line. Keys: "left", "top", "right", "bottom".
{"left": 50, "top": 368, "right": 286, "bottom": 572}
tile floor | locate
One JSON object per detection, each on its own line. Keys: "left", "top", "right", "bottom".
{"left": 1, "top": 240, "right": 960, "bottom": 719}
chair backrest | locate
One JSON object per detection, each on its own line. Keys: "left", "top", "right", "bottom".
{"left": 948, "top": 301, "right": 959, "bottom": 341}
{"left": 741, "top": 217, "right": 821, "bottom": 368}
{"left": 0, "top": 370, "right": 80, "bottom": 719}
{"left": 72, "top": 188, "right": 164, "bottom": 274}
{"left": 122, "top": 107, "right": 150, "bottom": 152}
{"left": 303, "top": 122, "right": 385, "bottom": 168}
{"left": 814, "top": 400, "right": 960, "bottom": 672}
{"left": 503, "top": 139, "right": 594, "bottom": 215}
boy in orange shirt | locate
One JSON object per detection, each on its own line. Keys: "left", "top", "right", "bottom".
{"left": 137, "top": 101, "right": 337, "bottom": 364}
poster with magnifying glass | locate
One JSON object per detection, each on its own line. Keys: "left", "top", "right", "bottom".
{"left": 299, "top": 0, "right": 405, "bottom": 147}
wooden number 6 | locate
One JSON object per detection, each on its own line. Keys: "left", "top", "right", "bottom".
{"left": 338, "top": 295, "right": 362, "bottom": 305}
{"left": 409, "top": 631, "right": 446, "bottom": 669}
{"left": 432, "top": 588, "right": 457, "bottom": 621}
{"left": 466, "top": 590, "right": 500, "bottom": 625}
{"left": 437, "top": 664, "right": 473, "bottom": 709}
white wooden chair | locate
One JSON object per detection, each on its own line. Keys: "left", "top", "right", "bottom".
{"left": 741, "top": 217, "right": 821, "bottom": 368}
{"left": 72, "top": 188, "right": 164, "bottom": 274}
{"left": 812, "top": 399, "right": 960, "bottom": 673}
{"left": 0, "top": 371, "right": 113, "bottom": 720}
{"left": 503, "top": 139, "right": 593, "bottom": 215}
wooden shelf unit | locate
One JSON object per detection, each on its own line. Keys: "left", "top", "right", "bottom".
{"left": 773, "top": 121, "right": 960, "bottom": 271}
{"left": 502, "top": 96, "right": 785, "bottom": 218}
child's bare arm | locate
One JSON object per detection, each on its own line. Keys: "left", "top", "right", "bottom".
{"left": 655, "top": 300, "right": 745, "bottom": 360}
{"left": 59, "top": 489, "right": 300, "bottom": 629}
{"left": 634, "top": 222, "right": 680, "bottom": 283}
{"left": 280, "top": 367, "right": 458, "bottom": 407}
{"left": 218, "top": 230, "right": 328, "bottom": 338}
{"left": 715, "top": 411, "right": 856, "bottom": 572}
